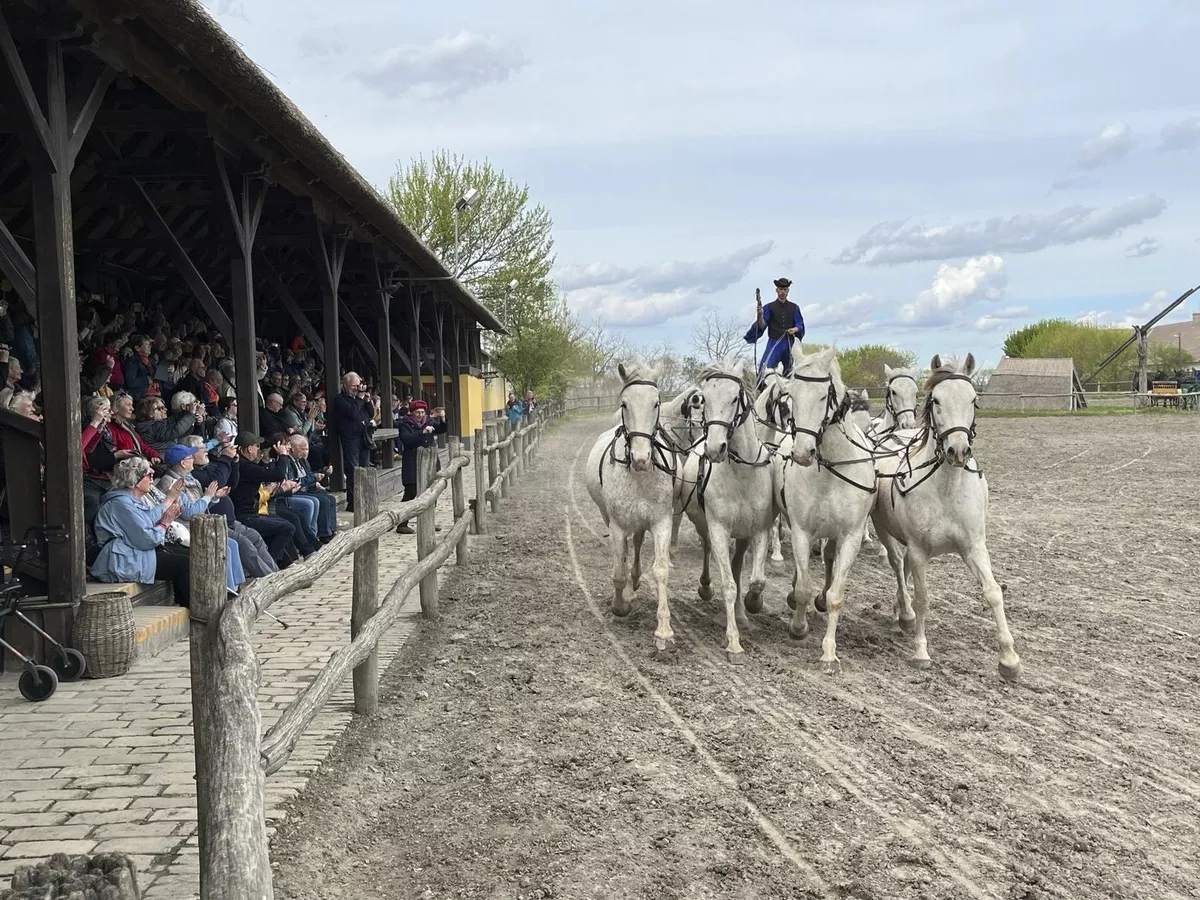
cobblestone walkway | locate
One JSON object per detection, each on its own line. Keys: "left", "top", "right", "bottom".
{"left": 0, "top": 493, "right": 451, "bottom": 898}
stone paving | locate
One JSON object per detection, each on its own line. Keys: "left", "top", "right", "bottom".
{"left": 0, "top": 492, "right": 453, "bottom": 898}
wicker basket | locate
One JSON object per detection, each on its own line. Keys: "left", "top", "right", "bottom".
{"left": 72, "top": 590, "right": 136, "bottom": 678}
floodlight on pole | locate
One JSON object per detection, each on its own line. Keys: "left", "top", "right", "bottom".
{"left": 451, "top": 187, "right": 481, "bottom": 276}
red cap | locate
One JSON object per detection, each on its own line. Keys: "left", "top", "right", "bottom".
{"left": 409, "top": 400, "right": 428, "bottom": 411}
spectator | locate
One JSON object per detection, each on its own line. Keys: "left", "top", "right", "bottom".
{"left": 122, "top": 334, "right": 154, "bottom": 400}
{"left": 134, "top": 393, "right": 199, "bottom": 456}
{"left": 266, "top": 433, "right": 322, "bottom": 551}
{"left": 332, "top": 371, "right": 375, "bottom": 514}
{"left": 228, "top": 430, "right": 306, "bottom": 565}
{"left": 0, "top": 357, "right": 22, "bottom": 409}
{"left": 394, "top": 400, "right": 447, "bottom": 535}
{"left": 91, "top": 333, "right": 125, "bottom": 389}
{"left": 107, "top": 392, "right": 159, "bottom": 462}
{"left": 213, "top": 396, "right": 238, "bottom": 443}
{"left": 282, "top": 434, "right": 337, "bottom": 542}
{"left": 260, "top": 392, "right": 291, "bottom": 438}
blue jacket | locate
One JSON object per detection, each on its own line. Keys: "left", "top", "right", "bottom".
{"left": 91, "top": 489, "right": 168, "bottom": 585}
{"left": 745, "top": 302, "right": 805, "bottom": 375}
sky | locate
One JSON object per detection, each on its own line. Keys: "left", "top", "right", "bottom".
{"left": 200, "top": 0, "right": 1200, "bottom": 370}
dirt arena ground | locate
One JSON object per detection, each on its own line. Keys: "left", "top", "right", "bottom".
{"left": 271, "top": 412, "right": 1200, "bottom": 900}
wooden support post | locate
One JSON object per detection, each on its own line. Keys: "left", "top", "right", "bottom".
{"left": 316, "top": 225, "right": 347, "bottom": 490}
{"left": 498, "top": 421, "right": 511, "bottom": 501}
{"left": 472, "top": 427, "right": 486, "bottom": 535}
{"left": 375, "top": 268, "right": 394, "bottom": 469}
{"left": 408, "top": 289, "right": 422, "bottom": 401}
{"left": 449, "top": 314, "right": 464, "bottom": 440}
{"left": 449, "top": 438, "right": 468, "bottom": 564}
{"left": 1137, "top": 328, "right": 1149, "bottom": 406}
{"left": 433, "top": 304, "right": 447, "bottom": 448}
{"left": 351, "top": 467, "right": 379, "bottom": 716}
{"left": 485, "top": 422, "right": 500, "bottom": 515}
{"left": 416, "top": 446, "right": 438, "bottom": 619}
{"left": 188, "top": 516, "right": 272, "bottom": 900}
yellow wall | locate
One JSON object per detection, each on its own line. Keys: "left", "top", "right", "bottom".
{"left": 391, "top": 373, "right": 512, "bottom": 441}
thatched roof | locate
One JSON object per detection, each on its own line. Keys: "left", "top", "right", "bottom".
{"left": 981, "top": 357, "right": 1085, "bottom": 410}
{"left": 65, "top": 0, "right": 505, "bottom": 333}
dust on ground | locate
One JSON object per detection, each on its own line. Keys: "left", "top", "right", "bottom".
{"left": 271, "top": 413, "right": 1200, "bottom": 900}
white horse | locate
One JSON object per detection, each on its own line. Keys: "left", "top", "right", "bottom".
{"left": 661, "top": 385, "right": 705, "bottom": 556}
{"left": 871, "top": 354, "right": 1021, "bottom": 681}
{"left": 585, "top": 363, "right": 678, "bottom": 652}
{"left": 754, "top": 365, "right": 794, "bottom": 563}
{"left": 776, "top": 345, "right": 877, "bottom": 674}
{"left": 678, "top": 358, "right": 775, "bottom": 662}
{"left": 870, "top": 364, "right": 920, "bottom": 436}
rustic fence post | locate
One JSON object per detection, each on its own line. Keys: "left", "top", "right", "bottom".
{"left": 416, "top": 445, "right": 438, "bottom": 619}
{"left": 472, "top": 427, "right": 487, "bottom": 535}
{"left": 499, "top": 420, "right": 512, "bottom": 500}
{"left": 514, "top": 423, "right": 525, "bottom": 477}
{"left": 485, "top": 421, "right": 500, "bottom": 515}
{"left": 449, "top": 438, "right": 468, "bottom": 565}
{"left": 189, "top": 515, "right": 271, "bottom": 900}
{"left": 351, "top": 466, "right": 379, "bottom": 716}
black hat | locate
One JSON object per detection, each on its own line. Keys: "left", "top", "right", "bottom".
{"left": 773, "top": 278, "right": 793, "bottom": 289}
{"left": 235, "top": 429, "right": 265, "bottom": 449}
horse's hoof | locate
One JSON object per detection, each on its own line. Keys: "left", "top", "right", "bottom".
{"left": 611, "top": 598, "right": 633, "bottom": 618}
{"left": 785, "top": 590, "right": 796, "bottom": 610}
{"left": 630, "top": 577, "right": 641, "bottom": 592}
{"left": 823, "top": 658, "right": 842, "bottom": 676}
{"left": 814, "top": 593, "right": 828, "bottom": 614}
{"left": 735, "top": 613, "right": 750, "bottom": 631}
{"left": 770, "top": 552, "right": 784, "bottom": 563}
{"left": 907, "top": 656, "right": 932, "bottom": 671}
{"left": 653, "top": 637, "right": 677, "bottom": 657}
{"left": 697, "top": 584, "right": 714, "bottom": 602}
{"left": 897, "top": 615, "right": 916, "bottom": 635}
{"left": 788, "top": 622, "right": 809, "bottom": 641}
{"left": 726, "top": 650, "right": 746, "bottom": 666}
{"left": 999, "top": 659, "right": 1022, "bottom": 682}
{"left": 743, "top": 590, "right": 764, "bottom": 614}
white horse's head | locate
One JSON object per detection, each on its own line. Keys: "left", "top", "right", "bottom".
{"left": 849, "top": 388, "right": 871, "bottom": 434}
{"left": 883, "top": 364, "right": 920, "bottom": 430}
{"left": 616, "top": 361, "right": 662, "bottom": 472}
{"left": 675, "top": 386, "right": 705, "bottom": 437}
{"left": 697, "top": 357, "right": 755, "bottom": 463}
{"left": 786, "top": 344, "right": 845, "bottom": 467}
{"left": 922, "top": 353, "right": 978, "bottom": 467}
{"left": 759, "top": 363, "right": 794, "bottom": 433}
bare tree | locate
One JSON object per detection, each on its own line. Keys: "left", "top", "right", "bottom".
{"left": 691, "top": 310, "right": 749, "bottom": 361}
{"left": 578, "top": 321, "right": 630, "bottom": 378}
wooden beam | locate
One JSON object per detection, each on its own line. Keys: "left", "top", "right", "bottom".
{"left": 254, "top": 247, "right": 323, "bottom": 356}
{"left": 0, "top": 14, "right": 55, "bottom": 170}
{"left": 449, "top": 311, "right": 465, "bottom": 438}
{"left": 374, "top": 261, "right": 394, "bottom": 469}
{"left": 66, "top": 64, "right": 115, "bottom": 164}
{"left": 124, "top": 178, "right": 233, "bottom": 343}
{"left": 0, "top": 214, "right": 35, "bottom": 305}
{"left": 315, "top": 219, "right": 346, "bottom": 490}
{"left": 338, "top": 298, "right": 377, "bottom": 367}
{"left": 408, "top": 288, "right": 422, "bottom": 400}
{"left": 433, "top": 302, "right": 447, "bottom": 444}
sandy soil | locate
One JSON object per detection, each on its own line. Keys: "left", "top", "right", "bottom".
{"left": 271, "top": 413, "right": 1200, "bottom": 900}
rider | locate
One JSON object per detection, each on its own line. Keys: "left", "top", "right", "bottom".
{"left": 745, "top": 277, "right": 805, "bottom": 383}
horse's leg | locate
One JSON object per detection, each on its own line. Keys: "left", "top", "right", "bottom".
{"left": 651, "top": 516, "right": 675, "bottom": 653}
{"left": 877, "top": 525, "right": 915, "bottom": 634}
{"left": 630, "top": 529, "right": 645, "bottom": 593}
{"left": 819, "top": 532, "right": 865, "bottom": 675}
{"left": 669, "top": 510, "right": 682, "bottom": 567}
{"left": 731, "top": 539, "right": 751, "bottom": 627}
{"left": 744, "top": 528, "right": 769, "bottom": 620}
{"left": 814, "top": 538, "right": 834, "bottom": 613}
{"left": 907, "top": 550, "right": 932, "bottom": 668}
{"left": 697, "top": 527, "right": 714, "bottom": 603}
{"left": 768, "top": 514, "right": 784, "bottom": 562}
{"left": 786, "top": 526, "right": 813, "bottom": 640}
{"left": 708, "top": 522, "right": 745, "bottom": 662}
{"left": 961, "top": 545, "right": 1022, "bottom": 681}
{"left": 609, "top": 527, "right": 633, "bottom": 617}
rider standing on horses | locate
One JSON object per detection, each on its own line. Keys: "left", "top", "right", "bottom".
{"left": 745, "top": 277, "right": 805, "bottom": 381}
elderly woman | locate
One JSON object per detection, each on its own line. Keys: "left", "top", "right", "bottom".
{"left": 91, "top": 457, "right": 192, "bottom": 606}
{"left": 135, "top": 391, "right": 199, "bottom": 456}
{"left": 108, "top": 392, "right": 159, "bottom": 461}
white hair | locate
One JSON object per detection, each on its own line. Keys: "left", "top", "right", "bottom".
{"left": 171, "top": 390, "right": 197, "bottom": 411}
{"left": 342, "top": 371, "right": 360, "bottom": 388}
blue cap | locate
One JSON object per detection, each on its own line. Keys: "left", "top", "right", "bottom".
{"left": 164, "top": 444, "right": 201, "bottom": 467}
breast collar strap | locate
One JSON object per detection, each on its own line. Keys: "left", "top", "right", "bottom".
{"left": 700, "top": 373, "right": 772, "bottom": 467}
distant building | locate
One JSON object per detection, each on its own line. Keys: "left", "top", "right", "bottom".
{"left": 979, "top": 357, "right": 1086, "bottom": 410}
{"left": 1147, "top": 312, "right": 1200, "bottom": 359}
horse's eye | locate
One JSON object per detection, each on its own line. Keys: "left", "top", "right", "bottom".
{"left": 932, "top": 397, "right": 940, "bottom": 406}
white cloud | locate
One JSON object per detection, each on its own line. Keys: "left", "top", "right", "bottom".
{"left": 566, "top": 288, "right": 694, "bottom": 327}
{"left": 898, "top": 254, "right": 1007, "bottom": 325}
{"left": 1125, "top": 236, "right": 1160, "bottom": 258}
{"left": 1049, "top": 173, "right": 1099, "bottom": 192}
{"left": 1158, "top": 117, "right": 1200, "bottom": 152}
{"left": 832, "top": 194, "right": 1167, "bottom": 266}
{"left": 356, "top": 32, "right": 527, "bottom": 100}
{"left": 974, "top": 307, "right": 1030, "bottom": 330}
{"left": 556, "top": 242, "right": 773, "bottom": 295}
{"left": 803, "top": 292, "right": 885, "bottom": 330}
{"left": 1076, "top": 289, "right": 1175, "bottom": 329}
{"left": 1077, "top": 122, "right": 1133, "bottom": 169}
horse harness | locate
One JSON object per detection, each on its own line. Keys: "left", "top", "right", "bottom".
{"left": 887, "top": 372, "right": 984, "bottom": 499}
{"left": 777, "top": 372, "right": 877, "bottom": 496}
{"left": 598, "top": 379, "right": 678, "bottom": 486}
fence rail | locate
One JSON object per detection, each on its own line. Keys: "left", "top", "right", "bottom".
{"left": 187, "top": 416, "right": 558, "bottom": 898}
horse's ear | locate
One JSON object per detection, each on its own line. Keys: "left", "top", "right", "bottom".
{"left": 883, "top": 364, "right": 894, "bottom": 379}
{"left": 771, "top": 362, "right": 784, "bottom": 376}
{"left": 860, "top": 389, "right": 869, "bottom": 400}
{"left": 930, "top": 354, "right": 943, "bottom": 371}
{"left": 964, "top": 353, "right": 976, "bottom": 376}
{"left": 617, "top": 362, "right": 628, "bottom": 382}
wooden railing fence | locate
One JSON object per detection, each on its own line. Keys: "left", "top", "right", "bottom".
{"left": 186, "top": 424, "right": 547, "bottom": 899}
{"left": 469, "top": 411, "right": 551, "bottom": 534}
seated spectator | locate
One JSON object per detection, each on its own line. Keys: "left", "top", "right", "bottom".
{"left": 90, "top": 333, "right": 125, "bottom": 390}
{"left": 7, "top": 390, "right": 41, "bottom": 422}
{"left": 228, "top": 430, "right": 303, "bottom": 566}
{"left": 0, "top": 356, "right": 23, "bottom": 409}
{"left": 135, "top": 392, "right": 199, "bottom": 456}
{"left": 282, "top": 434, "right": 337, "bottom": 543}
{"left": 201, "top": 368, "right": 224, "bottom": 415}
{"left": 267, "top": 433, "right": 322, "bottom": 549}
{"left": 180, "top": 435, "right": 277, "bottom": 578}
{"left": 174, "top": 357, "right": 208, "bottom": 399}
{"left": 394, "top": 400, "right": 447, "bottom": 535}
{"left": 213, "top": 396, "right": 238, "bottom": 443}
{"left": 107, "top": 392, "right": 159, "bottom": 462}
{"left": 122, "top": 334, "right": 154, "bottom": 400}
{"left": 91, "top": 457, "right": 192, "bottom": 606}
{"left": 81, "top": 355, "right": 115, "bottom": 399}
{"left": 260, "top": 392, "right": 291, "bottom": 438}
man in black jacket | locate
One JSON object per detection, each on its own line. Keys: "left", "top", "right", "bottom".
{"left": 394, "top": 400, "right": 447, "bottom": 535}
{"left": 332, "top": 371, "right": 375, "bottom": 513}
{"left": 228, "top": 430, "right": 303, "bottom": 565}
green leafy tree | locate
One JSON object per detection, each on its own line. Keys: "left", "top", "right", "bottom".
{"left": 1003, "top": 318, "right": 1072, "bottom": 358}
{"left": 1148, "top": 342, "right": 1196, "bottom": 373}
{"left": 384, "top": 150, "right": 555, "bottom": 327}
{"left": 836, "top": 344, "right": 919, "bottom": 388}
{"left": 1012, "top": 319, "right": 1136, "bottom": 384}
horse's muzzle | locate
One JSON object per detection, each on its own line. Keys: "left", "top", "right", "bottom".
{"left": 631, "top": 455, "right": 651, "bottom": 472}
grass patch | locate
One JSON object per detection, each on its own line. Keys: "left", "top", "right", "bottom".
{"left": 977, "top": 405, "right": 1188, "bottom": 418}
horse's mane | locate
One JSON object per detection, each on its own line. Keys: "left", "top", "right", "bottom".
{"left": 919, "top": 356, "right": 975, "bottom": 429}
{"left": 790, "top": 346, "right": 847, "bottom": 404}
{"left": 696, "top": 360, "right": 757, "bottom": 400}
{"left": 618, "top": 362, "right": 660, "bottom": 386}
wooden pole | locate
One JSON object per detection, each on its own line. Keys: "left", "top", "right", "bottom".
{"left": 499, "top": 420, "right": 511, "bottom": 500}
{"left": 351, "top": 466, "right": 379, "bottom": 716}
{"left": 416, "top": 446, "right": 438, "bottom": 619}
{"left": 515, "top": 423, "right": 525, "bottom": 477}
{"left": 485, "top": 422, "right": 500, "bottom": 515}
{"left": 449, "top": 438, "right": 468, "bottom": 565}
{"left": 472, "top": 427, "right": 487, "bottom": 535}
{"left": 189, "top": 515, "right": 272, "bottom": 900}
